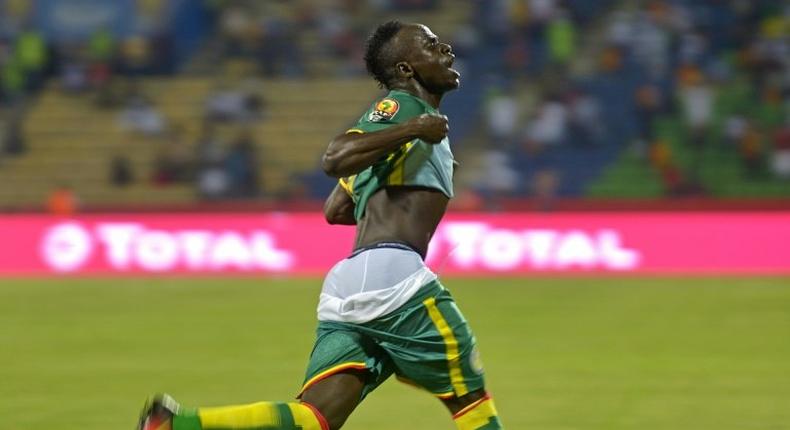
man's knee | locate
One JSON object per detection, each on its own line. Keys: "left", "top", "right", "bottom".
{"left": 300, "top": 371, "right": 366, "bottom": 430}
{"left": 441, "top": 389, "right": 488, "bottom": 415}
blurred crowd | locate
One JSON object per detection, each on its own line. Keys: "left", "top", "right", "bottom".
{"left": 207, "top": 0, "right": 788, "bottom": 204}
{"left": 108, "top": 79, "right": 267, "bottom": 200}
{"left": 0, "top": 0, "right": 176, "bottom": 174}
{"left": 465, "top": 0, "right": 788, "bottom": 203}
{"left": 2, "top": 0, "right": 788, "bottom": 210}
{"left": 206, "top": 0, "right": 440, "bottom": 78}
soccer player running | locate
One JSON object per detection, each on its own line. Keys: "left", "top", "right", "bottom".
{"left": 138, "top": 21, "right": 503, "bottom": 430}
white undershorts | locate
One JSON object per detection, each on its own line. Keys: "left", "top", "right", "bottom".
{"left": 317, "top": 245, "right": 437, "bottom": 324}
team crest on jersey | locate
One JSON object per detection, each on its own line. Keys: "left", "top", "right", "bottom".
{"left": 369, "top": 98, "right": 400, "bottom": 122}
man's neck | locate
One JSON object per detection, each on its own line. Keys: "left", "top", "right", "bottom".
{"left": 388, "top": 83, "right": 443, "bottom": 109}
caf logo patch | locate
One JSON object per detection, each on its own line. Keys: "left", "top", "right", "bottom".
{"left": 369, "top": 98, "right": 400, "bottom": 122}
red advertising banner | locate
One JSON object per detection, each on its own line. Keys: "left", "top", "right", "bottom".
{"left": 0, "top": 213, "right": 788, "bottom": 276}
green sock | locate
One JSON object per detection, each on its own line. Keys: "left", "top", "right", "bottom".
{"left": 172, "top": 411, "right": 201, "bottom": 430}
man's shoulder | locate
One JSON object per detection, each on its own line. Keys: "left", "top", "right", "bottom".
{"left": 365, "top": 91, "right": 428, "bottom": 123}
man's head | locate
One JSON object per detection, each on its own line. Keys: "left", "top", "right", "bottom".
{"left": 364, "top": 21, "right": 459, "bottom": 94}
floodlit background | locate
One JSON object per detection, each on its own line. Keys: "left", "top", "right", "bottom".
{"left": 0, "top": 0, "right": 789, "bottom": 429}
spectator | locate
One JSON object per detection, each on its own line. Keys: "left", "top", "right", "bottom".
{"left": 257, "top": 16, "right": 305, "bottom": 77}
{"left": 118, "top": 36, "right": 152, "bottom": 75}
{"left": 524, "top": 94, "right": 569, "bottom": 149}
{"left": 677, "top": 66, "right": 714, "bottom": 183}
{"left": 479, "top": 148, "right": 519, "bottom": 202}
{"left": 723, "top": 114, "right": 749, "bottom": 148}
{"left": 529, "top": 0, "right": 558, "bottom": 23}
{"left": 219, "top": 4, "right": 254, "bottom": 58}
{"left": 547, "top": 8, "right": 576, "bottom": 67}
{"left": 117, "top": 94, "right": 167, "bottom": 136}
{"left": 630, "top": 11, "right": 671, "bottom": 79}
{"left": 205, "top": 81, "right": 265, "bottom": 123}
{"left": 195, "top": 120, "right": 223, "bottom": 167}
{"left": 109, "top": 154, "right": 134, "bottom": 187}
{"left": 531, "top": 169, "right": 559, "bottom": 211}
{"left": 15, "top": 27, "right": 48, "bottom": 90}
{"left": 738, "top": 124, "right": 766, "bottom": 178}
{"left": 568, "top": 90, "right": 605, "bottom": 146}
{"left": 771, "top": 122, "right": 790, "bottom": 179}
{"left": 224, "top": 130, "right": 260, "bottom": 198}
{"left": 0, "top": 108, "right": 25, "bottom": 155}
{"left": 60, "top": 60, "right": 89, "bottom": 94}
{"left": 197, "top": 164, "right": 230, "bottom": 199}
{"left": 483, "top": 86, "right": 519, "bottom": 144}
{"left": 47, "top": 184, "right": 79, "bottom": 216}
{"left": 649, "top": 140, "right": 704, "bottom": 197}
{"left": 86, "top": 27, "right": 116, "bottom": 90}
{"left": 152, "top": 126, "right": 193, "bottom": 185}
{"left": 88, "top": 27, "right": 116, "bottom": 66}
{"left": 633, "top": 83, "right": 663, "bottom": 152}
{"left": 1, "top": 56, "right": 25, "bottom": 104}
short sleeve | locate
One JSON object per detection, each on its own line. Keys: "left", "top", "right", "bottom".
{"left": 346, "top": 93, "right": 427, "bottom": 134}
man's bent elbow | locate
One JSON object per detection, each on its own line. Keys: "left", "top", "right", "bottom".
{"left": 321, "top": 152, "right": 341, "bottom": 177}
{"left": 325, "top": 211, "right": 355, "bottom": 225}
{"left": 324, "top": 211, "right": 338, "bottom": 224}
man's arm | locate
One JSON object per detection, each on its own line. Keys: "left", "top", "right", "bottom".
{"left": 324, "top": 183, "right": 356, "bottom": 225}
{"left": 321, "top": 113, "right": 449, "bottom": 178}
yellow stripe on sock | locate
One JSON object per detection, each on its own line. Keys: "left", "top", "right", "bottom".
{"left": 453, "top": 397, "right": 500, "bottom": 430}
{"left": 198, "top": 402, "right": 280, "bottom": 428}
{"left": 288, "top": 403, "right": 325, "bottom": 430}
{"left": 424, "top": 297, "right": 469, "bottom": 397}
{"left": 198, "top": 402, "right": 326, "bottom": 430}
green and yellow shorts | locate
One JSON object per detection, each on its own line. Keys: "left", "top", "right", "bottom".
{"left": 299, "top": 280, "right": 486, "bottom": 401}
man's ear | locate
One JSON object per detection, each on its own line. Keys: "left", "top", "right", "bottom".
{"left": 395, "top": 61, "right": 413, "bottom": 79}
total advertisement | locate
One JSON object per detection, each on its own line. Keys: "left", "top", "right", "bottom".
{"left": 0, "top": 213, "right": 788, "bottom": 276}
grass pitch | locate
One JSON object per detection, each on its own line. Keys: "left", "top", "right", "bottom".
{"left": 1, "top": 276, "right": 789, "bottom": 429}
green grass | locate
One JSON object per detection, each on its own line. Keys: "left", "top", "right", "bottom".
{"left": 2, "top": 277, "right": 790, "bottom": 429}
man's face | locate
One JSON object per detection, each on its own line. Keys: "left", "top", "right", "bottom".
{"left": 396, "top": 24, "right": 459, "bottom": 93}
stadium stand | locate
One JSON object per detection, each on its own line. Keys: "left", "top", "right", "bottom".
{"left": 0, "top": 0, "right": 787, "bottom": 211}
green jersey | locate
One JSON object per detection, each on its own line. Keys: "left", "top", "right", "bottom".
{"left": 339, "top": 90, "right": 455, "bottom": 221}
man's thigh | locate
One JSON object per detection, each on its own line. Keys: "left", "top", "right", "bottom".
{"left": 299, "top": 321, "right": 394, "bottom": 401}
{"left": 362, "top": 284, "right": 488, "bottom": 400}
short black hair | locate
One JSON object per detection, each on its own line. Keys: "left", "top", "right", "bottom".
{"left": 364, "top": 20, "right": 404, "bottom": 89}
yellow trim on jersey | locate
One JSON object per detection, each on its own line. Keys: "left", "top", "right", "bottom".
{"left": 300, "top": 362, "right": 368, "bottom": 394}
{"left": 423, "top": 297, "right": 469, "bottom": 397}
{"left": 387, "top": 141, "right": 415, "bottom": 185}
{"left": 346, "top": 128, "right": 365, "bottom": 134}
{"left": 436, "top": 391, "right": 457, "bottom": 399}
{"left": 338, "top": 176, "right": 355, "bottom": 196}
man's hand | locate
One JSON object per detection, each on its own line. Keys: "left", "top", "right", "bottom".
{"left": 323, "top": 113, "right": 449, "bottom": 177}
{"left": 407, "top": 113, "right": 449, "bottom": 144}
{"left": 324, "top": 183, "right": 356, "bottom": 225}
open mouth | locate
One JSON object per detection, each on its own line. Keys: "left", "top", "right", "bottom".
{"left": 444, "top": 58, "right": 459, "bottom": 76}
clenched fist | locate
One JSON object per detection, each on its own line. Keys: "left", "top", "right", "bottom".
{"left": 407, "top": 113, "right": 449, "bottom": 144}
